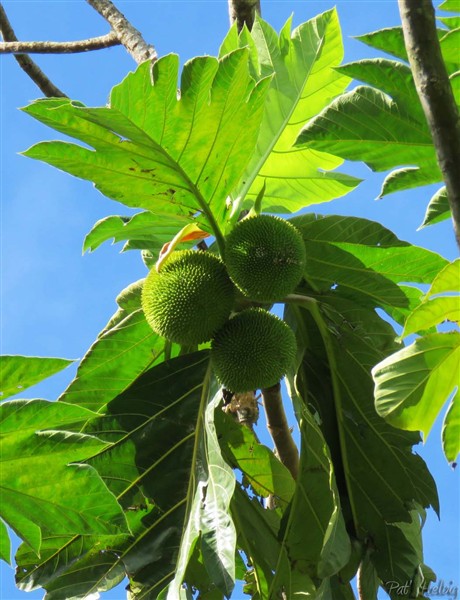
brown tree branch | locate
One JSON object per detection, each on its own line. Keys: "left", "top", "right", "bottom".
{"left": 0, "top": 32, "right": 120, "bottom": 54}
{"left": 228, "top": 0, "right": 261, "bottom": 32}
{"left": 262, "top": 383, "right": 299, "bottom": 480}
{"left": 399, "top": 0, "right": 460, "bottom": 249}
{"left": 0, "top": 3, "right": 66, "bottom": 97}
{"left": 86, "top": 0, "right": 157, "bottom": 64}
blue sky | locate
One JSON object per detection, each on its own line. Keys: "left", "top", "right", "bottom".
{"left": 1, "top": 1, "right": 459, "bottom": 599}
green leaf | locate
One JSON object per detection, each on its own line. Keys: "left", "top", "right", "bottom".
{"left": 439, "top": 0, "right": 460, "bottom": 11}
{"left": 355, "top": 27, "right": 408, "bottom": 62}
{"left": 83, "top": 211, "right": 193, "bottom": 254}
{"left": 337, "top": 59, "right": 425, "bottom": 122}
{"left": 419, "top": 187, "right": 451, "bottom": 228}
{"left": 438, "top": 15, "right": 460, "bottom": 28}
{"left": 58, "top": 309, "right": 175, "bottom": 412}
{"left": 0, "top": 400, "right": 128, "bottom": 555}
{"left": 0, "top": 355, "right": 74, "bottom": 401}
{"left": 231, "top": 486, "right": 281, "bottom": 597}
{"left": 401, "top": 258, "right": 459, "bottom": 335}
{"left": 296, "top": 85, "right": 440, "bottom": 197}
{"left": 23, "top": 52, "right": 270, "bottom": 236}
{"left": 221, "top": 10, "right": 360, "bottom": 216}
{"left": 275, "top": 383, "right": 351, "bottom": 585}
{"left": 287, "top": 296, "right": 438, "bottom": 587}
{"left": 438, "top": 27, "right": 460, "bottom": 71}
{"left": 428, "top": 257, "right": 460, "bottom": 296}
{"left": 0, "top": 519, "right": 10, "bottom": 564}
{"left": 15, "top": 352, "right": 237, "bottom": 599}
{"left": 290, "top": 214, "right": 447, "bottom": 315}
{"left": 217, "top": 410, "right": 295, "bottom": 507}
{"left": 169, "top": 390, "right": 237, "bottom": 598}
{"left": 355, "top": 26, "right": 457, "bottom": 72}
{"left": 402, "top": 297, "right": 460, "bottom": 337}
{"left": 442, "top": 389, "right": 460, "bottom": 462}
{"left": 16, "top": 534, "right": 127, "bottom": 599}
{"left": 373, "top": 332, "right": 460, "bottom": 439}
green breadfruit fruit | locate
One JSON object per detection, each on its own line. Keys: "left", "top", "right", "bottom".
{"left": 141, "top": 250, "right": 235, "bottom": 345}
{"left": 211, "top": 308, "right": 297, "bottom": 393}
{"left": 224, "top": 215, "right": 306, "bottom": 302}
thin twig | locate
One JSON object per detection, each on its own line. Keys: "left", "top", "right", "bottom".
{"left": 262, "top": 383, "right": 299, "bottom": 480}
{"left": 86, "top": 0, "right": 157, "bottom": 64}
{"left": 228, "top": 0, "right": 261, "bottom": 32}
{"left": 0, "top": 3, "right": 66, "bottom": 97}
{"left": 0, "top": 31, "right": 120, "bottom": 54}
{"left": 399, "top": 0, "right": 460, "bottom": 248}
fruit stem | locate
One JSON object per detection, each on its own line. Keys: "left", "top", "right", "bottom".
{"left": 262, "top": 382, "right": 299, "bottom": 480}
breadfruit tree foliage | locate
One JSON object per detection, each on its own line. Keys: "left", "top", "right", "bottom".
{"left": 1, "top": 5, "right": 459, "bottom": 599}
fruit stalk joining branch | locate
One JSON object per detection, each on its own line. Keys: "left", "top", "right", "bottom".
{"left": 399, "top": 0, "right": 460, "bottom": 249}
{"left": 262, "top": 383, "right": 299, "bottom": 480}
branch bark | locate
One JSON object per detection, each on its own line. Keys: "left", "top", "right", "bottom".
{"left": 228, "top": 0, "right": 261, "bottom": 32}
{"left": 0, "top": 32, "right": 120, "bottom": 54}
{"left": 262, "top": 383, "right": 299, "bottom": 480}
{"left": 0, "top": 3, "right": 66, "bottom": 97}
{"left": 399, "top": 0, "right": 460, "bottom": 248}
{"left": 86, "top": 0, "right": 157, "bottom": 64}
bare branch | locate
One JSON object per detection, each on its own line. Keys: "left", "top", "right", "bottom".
{"left": 0, "top": 3, "right": 66, "bottom": 97}
{"left": 0, "top": 32, "right": 119, "bottom": 54}
{"left": 262, "top": 383, "right": 299, "bottom": 480}
{"left": 86, "top": 0, "right": 157, "bottom": 64}
{"left": 399, "top": 0, "right": 460, "bottom": 248}
{"left": 228, "top": 0, "right": 261, "bottom": 32}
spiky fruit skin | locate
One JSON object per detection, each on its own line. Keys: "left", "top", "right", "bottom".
{"left": 211, "top": 308, "right": 296, "bottom": 393}
{"left": 141, "top": 250, "right": 235, "bottom": 345}
{"left": 224, "top": 215, "right": 306, "bottom": 302}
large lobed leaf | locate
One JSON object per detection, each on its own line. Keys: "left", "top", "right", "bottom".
{"left": 290, "top": 213, "right": 447, "bottom": 326}
{"left": 295, "top": 14, "right": 460, "bottom": 227}
{"left": 16, "top": 352, "right": 238, "bottom": 599}
{"left": 1, "top": 400, "right": 128, "bottom": 560}
{"left": 22, "top": 51, "right": 270, "bottom": 237}
{"left": 374, "top": 259, "right": 460, "bottom": 463}
{"left": 220, "top": 9, "right": 360, "bottom": 217}
{"left": 283, "top": 214, "right": 442, "bottom": 595}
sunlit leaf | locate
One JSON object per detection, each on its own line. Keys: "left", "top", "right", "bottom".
{"left": 442, "top": 389, "right": 460, "bottom": 463}
{"left": 0, "top": 355, "right": 74, "bottom": 401}
{"left": 296, "top": 85, "right": 440, "bottom": 198}
{"left": 83, "top": 211, "right": 193, "bottom": 254}
{"left": 428, "top": 258, "right": 460, "bottom": 296}
{"left": 0, "top": 519, "right": 10, "bottom": 564}
{"left": 16, "top": 352, "right": 238, "bottom": 599}
{"left": 419, "top": 187, "right": 451, "bottom": 228}
{"left": 373, "top": 332, "right": 460, "bottom": 439}
{"left": 58, "top": 309, "right": 174, "bottom": 412}
{"left": 438, "top": 15, "right": 460, "bottom": 28}
{"left": 168, "top": 390, "right": 237, "bottom": 598}
{"left": 290, "top": 214, "right": 447, "bottom": 319}
{"left": 287, "top": 295, "right": 438, "bottom": 587}
{"left": 402, "top": 297, "right": 460, "bottom": 337}
{"left": 23, "top": 52, "right": 270, "bottom": 234}
{"left": 0, "top": 400, "right": 128, "bottom": 555}
{"left": 439, "top": 0, "right": 460, "bottom": 11}
{"left": 220, "top": 10, "right": 360, "bottom": 217}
